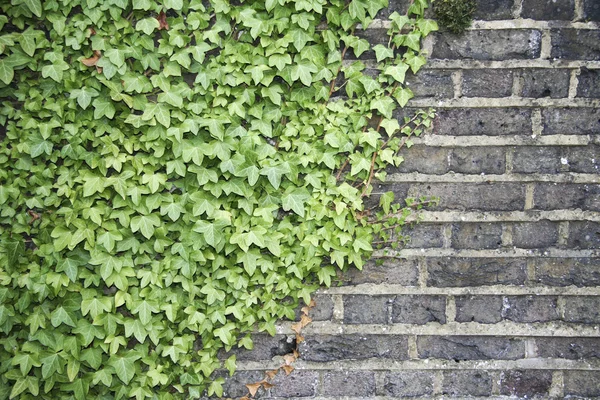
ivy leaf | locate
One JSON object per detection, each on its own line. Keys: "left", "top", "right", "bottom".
{"left": 393, "top": 87, "right": 414, "bottom": 107}
{"left": 0, "top": 59, "right": 13, "bottom": 84}
{"left": 379, "top": 191, "right": 395, "bottom": 214}
{"left": 109, "top": 354, "right": 139, "bottom": 384}
{"left": 165, "top": 0, "right": 183, "bottom": 9}
{"left": 373, "top": 44, "right": 394, "bottom": 62}
{"left": 282, "top": 188, "right": 310, "bottom": 217}
{"left": 24, "top": 0, "right": 43, "bottom": 17}
{"left": 291, "top": 59, "right": 318, "bottom": 86}
{"left": 384, "top": 63, "right": 409, "bottom": 83}
{"left": 41, "top": 354, "right": 63, "bottom": 379}
{"left": 130, "top": 215, "right": 161, "bottom": 239}
{"left": 132, "top": 300, "right": 158, "bottom": 325}
{"left": 4, "top": 239, "right": 24, "bottom": 268}
{"left": 71, "top": 87, "right": 100, "bottom": 110}
{"left": 136, "top": 18, "right": 160, "bottom": 35}
{"left": 92, "top": 98, "right": 116, "bottom": 119}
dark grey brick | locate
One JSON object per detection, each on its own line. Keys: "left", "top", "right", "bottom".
{"left": 565, "top": 371, "right": 600, "bottom": 397}
{"left": 442, "top": 370, "right": 493, "bottom": 397}
{"left": 418, "top": 336, "right": 526, "bottom": 360}
{"left": 500, "top": 370, "right": 553, "bottom": 398}
{"left": 227, "top": 335, "right": 296, "bottom": 361}
{"left": 504, "top": 296, "right": 560, "bottom": 322}
{"left": 474, "top": 0, "right": 515, "bottom": 20}
{"left": 432, "top": 30, "right": 542, "bottom": 60}
{"left": 396, "top": 145, "right": 450, "bottom": 174}
{"left": 343, "top": 295, "right": 391, "bottom": 324}
{"left": 536, "top": 337, "right": 600, "bottom": 359}
{"left": 462, "top": 69, "right": 514, "bottom": 98}
{"left": 433, "top": 108, "right": 532, "bottom": 136}
{"left": 452, "top": 223, "right": 503, "bottom": 249}
{"left": 520, "top": 68, "right": 571, "bottom": 98}
{"left": 404, "top": 223, "right": 445, "bottom": 248}
{"left": 512, "top": 221, "right": 559, "bottom": 248}
{"left": 377, "top": 0, "right": 411, "bottom": 19}
{"left": 300, "top": 334, "right": 409, "bottom": 361}
{"left": 542, "top": 107, "right": 600, "bottom": 135}
{"left": 583, "top": 0, "right": 600, "bottom": 21}
{"left": 534, "top": 183, "right": 600, "bottom": 211}
{"left": 321, "top": 371, "right": 376, "bottom": 397}
{"left": 512, "top": 146, "right": 562, "bottom": 173}
{"left": 270, "top": 371, "right": 319, "bottom": 398}
{"left": 563, "top": 296, "right": 600, "bottom": 324}
{"left": 384, "top": 371, "right": 435, "bottom": 397}
{"left": 565, "top": 145, "right": 600, "bottom": 173}
{"left": 551, "top": 29, "right": 600, "bottom": 60}
{"left": 535, "top": 258, "right": 600, "bottom": 287}
{"left": 406, "top": 70, "right": 454, "bottom": 99}
{"left": 392, "top": 295, "right": 446, "bottom": 324}
{"left": 427, "top": 257, "right": 527, "bottom": 287}
{"left": 296, "top": 294, "right": 334, "bottom": 321}
{"left": 220, "top": 371, "right": 267, "bottom": 399}
{"left": 449, "top": 147, "right": 506, "bottom": 174}
{"left": 577, "top": 67, "right": 600, "bottom": 98}
{"left": 568, "top": 221, "right": 600, "bottom": 249}
{"left": 455, "top": 295, "right": 503, "bottom": 323}
{"left": 522, "top": 0, "right": 575, "bottom": 20}
{"left": 342, "top": 258, "right": 419, "bottom": 286}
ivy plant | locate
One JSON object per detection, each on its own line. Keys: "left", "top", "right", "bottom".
{"left": 0, "top": 0, "right": 436, "bottom": 398}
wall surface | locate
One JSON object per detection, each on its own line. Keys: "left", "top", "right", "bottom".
{"left": 217, "top": 0, "right": 600, "bottom": 398}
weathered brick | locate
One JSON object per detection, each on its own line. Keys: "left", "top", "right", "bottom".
{"left": 522, "top": 0, "right": 575, "bottom": 20}
{"left": 270, "top": 371, "right": 319, "bottom": 398}
{"left": 500, "top": 370, "right": 553, "bottom": 398}
{"left": 296, "top": 294, "right": 334, "bottom": 321}
{"left": 534, "top": 183, "right": 600, "bottom": 211}
{"left": 474, "top": 0, "right": 515, "bottom": 20}
{"left": 451, "top": 223, "right": 503, "bottom": 249}
{"left": 321, "top": 371, "right": 376, "bottom": 397}
{"left": 564, "top": 371, "right": 600, "bottom": 397}
{"left": 396, "top": 145, "right": 450, "bottom": 174}
{"left": 403, "top": 223, "right": 445, "bottom": 248}
{"left": 432, "top": 30, "right": 542, "bottom": 60}
{"left": 568, "top": 221, "right": 600, "bottom": 249}
{"left": 227, "top": 335, "right": 295, "bottom": 361}
{"left": 551, "top": 29, "right": 600, "bottom": 60}
{"left": 300, "top": 335, "right": 409, "bottom": 361}
{"left": 512, "top": 221, "right": 559, "bottom": 248}
{"left": 377, "top": 0, "right": 411, "bottom": 19}
{"left": 536, "top": 337, "right": 600, "bottom": 359}
{"left": 504, "top": 296, "right": 560, "bottom": 322}
{"left": 535, "top": 258, "right": 600, "bottom": 287}
{"left": 455, "top": 295, "right": 503, "bottom": 323}
{"left": 343, "top": 295, "right": 391, "bottom": 324}
{"left": 433, "top": 108, "right": 532, "bottom": 136}
{"left": 462, "top": 69, "right": 514, "bottom": 98}
{"left": 384, "top": 371, "right": 435, "bottom": 397}
{"left": 449, "top": 147, "right": 506, "bottom": 174}
{"left": 342, "top": 258, "right": 419, "bottom": 286}
{"left": 520, "top": 68, "right": 571, "bottom": 98}
{"left": 583, "top": 0, "right": 600, "bottom": 21}
{"left": 565, "top": 145, "right": 600, "bottom": 173}
{"left": 577, "top": 67, "right": 600, "bottom": 98}
{"left": 406, "top": 70, "right": 454, "bottom": 99}
{"left": 542, "top": 107, "right": 600, "bottom": 135}
{"left": 442, "top": 370, "right": 493, "bottom": 397}
{"left": 418, "top": 336, "right": 526, "bottom": 360}
{"left": 220, "top": 371, "right": 267, "bottom": 399}
{"left": 512, "top": 146, "right": 562, "bottom": 174}
{"left": 563, "top": 296, "right": 600, "bottom": 324}
{"left": 392, "top": 295, "right": 446, "bottom": 324}
{"left": 427, "top": 257, "right": 527, "bottom": 287}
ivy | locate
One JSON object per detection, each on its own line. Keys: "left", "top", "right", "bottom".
{"left": 0, "top": 0, "right": 436, "bottom": 398}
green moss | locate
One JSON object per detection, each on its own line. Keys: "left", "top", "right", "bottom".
{"left": 434, "top": 0, "right": 477, "bottom": 34}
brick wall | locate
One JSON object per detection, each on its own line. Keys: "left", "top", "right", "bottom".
{"left": 218, "top": 0, "right": 600, "bottom": 398}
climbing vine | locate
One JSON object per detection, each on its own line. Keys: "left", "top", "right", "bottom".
{"left": 0, "top": 0, "right": 436, "bottom": 398}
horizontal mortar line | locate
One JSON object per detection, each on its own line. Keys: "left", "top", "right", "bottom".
{"left": 364, "top": 18, "right": 599, "bottom": 30}
{"left": 408, "top": 97, "right": 600, "bottom": 108}
{"left": 235, "top": 358, "right": 600, "bottom": 372}
{"left": 384, "top": 172, "right": 600, "bottom": 183}
{"left": 411, "top": 134, "right": 593, "bottom": 147}
{"left": 319, "top": 284, "right": 600, "bottom": 296}
{"left": 373, "top": 248, "right": 600, "bottom": 258}
{"left": 423, "top": 59, "right": 600, "bottom": 69}
{"left": 412, "top": 210, "right": 600, "bottom": 223}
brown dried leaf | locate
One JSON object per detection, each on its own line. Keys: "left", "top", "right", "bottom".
{"left": 245, "top": 382, "right": 261, "bottom": 397}
{"left": 282, "top": 365, "right": 295, "bottom": 375}
{"left": 262, "top": 381, "right": 274, "bottom": 389}
{"left": 308, "top": 299, "right": 316, "bottom": 308}
{"left": 300, "top": 314, "right": 312, "bottom": 327}
{"left": 291, "top": 322, "right": 302, "bottom": 335}
{"left": 81, "top": 50, "right": 101, "bottom": 67}
{"left": 265, "top": 369, "right": 279, "bottom": 379}
{"left": 300, "top": 306, "right": 310, "bottom": 315}
{"left": 295, "top": 334, "right": 305, "bottom": 343}
{"left": 240, "top": 397, "right": 251, "bottom": 400}
{"left": 283, "top": 353, "right": 296, "bottom": 365}
{"left": 157, "top": 11, "right": 169, "bottom": 30}
{"left": 293, "top": 349, "right": 299, "bottom": 358}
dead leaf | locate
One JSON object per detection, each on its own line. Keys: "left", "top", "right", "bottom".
{"left": 89, "top": 27, "right": 96, "bottom": 35}
{"left": 308, "top": 299, "right": 316, "bottom": 308}
{"left": 300, "top": 314, "right": 312, "bottom": 327}
{"left": 293, "top": 349, "right": 299, "bottom": 358}
{"left": 291, "top": 322, "right": 302, "bottom": 335}
{"left": 157, "top": 11, "right": 169, "bottom": 30}
{"left": 265, "top": 369, "right": 279, "bottom": 379}
{"left": 301, "top": 306, "right": 311, "bottom": 315}
{"left": 81, "top": 50, "right": 101, "bottom": 67}
{"left": 245, "top": 382, "right": 261, "bottom": 397}
{"left": 282, "top": 365, "right": 295, "bottom": 375}
{"left": 283, "top": 353, "right": 296, "bottom": 365}
{"left": 240, "top": 397, "right": 251, "bottom": 400}
{"left": 262, "top": 381, "right": 274, "bottom": 389}
{"left": 295, "top": 334, "right": 305, "bottom": 343}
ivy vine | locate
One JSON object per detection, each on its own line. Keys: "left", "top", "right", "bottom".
{"left": 0, "top": 0, "right": 436, "bottom": 398}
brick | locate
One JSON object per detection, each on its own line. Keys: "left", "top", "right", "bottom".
{"left": 321, "top": 371, "right": 376, "bottom": 397}
{"left": 500, "top": 370, "right": 553, "bottom": 397}
{"left": 451, "top": 223, "right": 503, "bottom": 249}
{"left": 392, "top": 295, "right": 446, "bottom": 324}
{"left": 228, "top": 335, "right": 295, "bottom": 361}
{"left": 565, "top": 145, "right": 600, "bottom": 173}
{"left": 512, "top": 146, "right": 562, "bottom": 174}
{"left": 377, "top": 0, "right": 411, "bottom": 19}
{"left": 455, "top": 295, "right": 503, "bottom": 323}
{"left": 534, "top": 183, "right": 600, "bottom": 211}
{"left": 433, "top": 108, "right": 532, "bottom": 136}
{"left": 395, "top": 145, "right": 450, "bottom": 174}
{"left": 427, "top": 257, "right": 527, "bottom": 287}
{"left": 442, "top": 370, "right": 493, "bottom": 397}
{"left": 564, "top": 371, "right": 600, "bottom": 397}
{"left": 568, "top": 221, "right": 600, "bottom": 249}
{"left": 296, "top": 294, "right": 333, "bottom": 321}
{"left": 462, "top": 69, "right": 514, "bottom": 98}
{"left": 512, "top": 221, "right": 559, "bottom": 248}
{"left": 432, "top": 30, "right": 542, "bottom": 60}
{"left": 342, "top": 258, "right": 419, "bottom": 286}
{"left": 542, "top": 107, "right": 600, "bottom": 135}
{"left": 535, "top": 258, "right": 600, "bottom": 287}
{"left": 520, "top": 68, "right": 570, "bottom": 98}
{"left": 536, "top": 337, "right": 600, "bottom": 359}
{"left": 577, "top": 67, "right": 600, "bottom": 98}
{"left": 299, "top": 334, "right": 409, "bottom": 361}
{"left": 403, "top": 223, "right": 444, "bottom": 248}
{"left": 343, "top": 295, "right": 391, "bottom": 324}
{"left": 474, "top": 0, "right": 515, "bottom": 20}
{"left": 551, "top": 29, "right": 600, "bottom": 60}
{"left": 449, "top": 147, "right": 506, "bottom": 174}
{"left": 384, "top": 371, "right": 435, "bottom": 397}
{"left": 270, "top": 371, "right": 319, "bottom": 398}
{"left": 220, "top": 370, "right": 267, "bottom": 399}
{"left": 522, "top": 0, "right": 575, "bottom": 20}
{"left": 418, "top": 336, "right": 526, "bottom": 360}
{"left": 583, "top": 0, "right": 600, "bottom": 21}
{"left": 406, "top": 70, "right": 454, "bottom": 99}
{"left": 504, "top": 296, "right": 560, "bottom": 322}
{"left": 563, "top": 296, "right": 600, "bottom": 324}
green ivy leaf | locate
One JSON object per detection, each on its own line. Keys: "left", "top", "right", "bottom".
{"left": 130, "top": 215, "right": 161, "bottom": 239}
{"left": 282, "top": 188, "right": 310, "bottom": 217}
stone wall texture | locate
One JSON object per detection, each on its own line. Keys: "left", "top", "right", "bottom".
{"left": 217, "top": 0, "right": 600, "bottom": 398}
